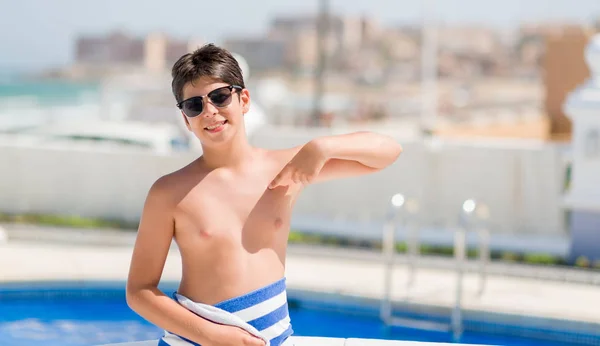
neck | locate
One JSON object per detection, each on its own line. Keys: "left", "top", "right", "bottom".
{"left": 200, "top": 133, "right": 253, "bottom": 169}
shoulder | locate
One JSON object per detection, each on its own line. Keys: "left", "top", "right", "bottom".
{"left": 146, "top": 158, "right": 206, "bottom": 206}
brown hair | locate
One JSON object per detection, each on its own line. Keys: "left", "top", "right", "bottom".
{"left": 171, "top": 43, "right": 245, "bottom": 103}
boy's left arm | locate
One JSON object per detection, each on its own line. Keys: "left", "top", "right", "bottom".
{"left": 270, "top": 131, "right": 402, "bottom": 188}
{"left": 313, "top": 131, "right": 402, "bottom": 182}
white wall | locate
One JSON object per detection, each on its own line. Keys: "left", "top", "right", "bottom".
{"left": 0, "top": 145, "right": 193, "bottom": 222}
{"left": 0, "top": 127, "right": 569, "bottom": 235}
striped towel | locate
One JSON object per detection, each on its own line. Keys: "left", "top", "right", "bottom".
{"left": 158, "top": 278, "right": 293, "bottom": 346}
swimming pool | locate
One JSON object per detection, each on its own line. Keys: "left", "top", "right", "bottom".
{"left": 0, "top": 281, "right": 598, "bottom": 346}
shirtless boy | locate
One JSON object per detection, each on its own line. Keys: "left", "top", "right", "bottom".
{"left": 126, "top": 44, "right": 402, "bottom": 346}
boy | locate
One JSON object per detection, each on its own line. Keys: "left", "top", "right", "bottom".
{"left": 126, "top": 44, "right": 402, "bottom": 346}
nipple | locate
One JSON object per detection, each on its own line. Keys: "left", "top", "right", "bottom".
{"left": 274, "top": 217, "right": 283, "bottom": 229}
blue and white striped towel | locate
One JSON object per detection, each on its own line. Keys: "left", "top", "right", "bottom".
{"left": 158, "top": 278, "right": 293, "bottom": 346}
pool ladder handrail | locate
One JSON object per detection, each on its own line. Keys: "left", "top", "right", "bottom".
{"left": 379, "top": 195, "right": 491, "bottom": 341}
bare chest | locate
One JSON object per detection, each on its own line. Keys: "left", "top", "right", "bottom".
{"left": 174, "top": 173, "right": 298, "bottom": 251}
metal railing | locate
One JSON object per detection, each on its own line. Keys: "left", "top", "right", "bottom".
{"left": 380, "top": 194, "right": 491, "bottom": 341}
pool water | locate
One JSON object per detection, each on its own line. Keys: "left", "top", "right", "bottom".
{"left": 0, "top": 284, "right": 598, "bottom": 346}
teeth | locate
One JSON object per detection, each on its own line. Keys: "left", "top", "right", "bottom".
{"left": 206, "top": 121, "right": 225, "bottom": 130}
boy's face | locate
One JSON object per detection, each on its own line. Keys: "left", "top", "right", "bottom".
{"left": 179, "top": 76, "right": 250, "bottom": 147}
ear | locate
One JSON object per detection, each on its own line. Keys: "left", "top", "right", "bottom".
{"left": 181, "top": 111, "right": 192, "bottom": 131}
{"left": 240, "top": 89, "right": 251, "bottom": 115}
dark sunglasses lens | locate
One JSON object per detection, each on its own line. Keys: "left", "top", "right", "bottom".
{"left": 209, "top": 88, "right": 233, "bottom": 107}
{"left": 182, "top": 98, "right": 203, "bottom": 117}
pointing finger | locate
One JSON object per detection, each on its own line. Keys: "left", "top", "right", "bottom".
{"left": 269, "top": 166, "right": 290, "bottom": 189}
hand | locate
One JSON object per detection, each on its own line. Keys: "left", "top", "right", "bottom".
{"left": 269, "top": 140, "right": 328, "bottom": 189}
{"left": 206, "top": 324, "right": 266, "bottom": 346}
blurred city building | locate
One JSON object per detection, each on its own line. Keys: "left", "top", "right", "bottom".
{"left": 29, "top": 13, "right": 599, "bottom": 145}
{"left": 75, "top": 31, "right": 194, "bottom": 70}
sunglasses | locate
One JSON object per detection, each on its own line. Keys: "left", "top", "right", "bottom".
{"left": 176, "top": 85, "right": 243, "bottom": 118}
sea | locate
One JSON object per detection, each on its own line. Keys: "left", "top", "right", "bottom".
{"left": 0, "top": 70, "right": 104, "bottom": 131}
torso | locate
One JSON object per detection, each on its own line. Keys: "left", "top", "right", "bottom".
{"left": 165, "top": 148, "right": 301, "bottom": 305}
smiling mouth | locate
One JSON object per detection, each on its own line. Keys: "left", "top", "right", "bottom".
{"left": 204, "top": 120, "right": 228, "bottom": 131}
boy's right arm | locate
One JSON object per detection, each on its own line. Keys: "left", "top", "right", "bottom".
{"left": 126, "top": 177, "right": 265, "bottom": 346}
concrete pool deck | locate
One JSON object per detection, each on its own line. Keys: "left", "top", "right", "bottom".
{"left": 1, "top": 227, "right": 600, "bottom": 345}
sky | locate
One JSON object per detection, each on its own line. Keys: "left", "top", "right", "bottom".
{"left": 1, "top": 0, "right": 600, "bottom": 71}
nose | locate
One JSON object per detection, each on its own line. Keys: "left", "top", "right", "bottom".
{"left": 202, "top": 99, "right": 219, "bottom": 118}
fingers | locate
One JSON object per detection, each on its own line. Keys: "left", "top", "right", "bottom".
{"left": 302, "top": 172, "right": 316, "bottom": 185}
{"left": 270, "top": 163, "right": 320, "bottom": 189}
{"left": 270, "top": 165, "right": 319, "bottom": 189}
{"left": 268, "top": 175, "right": 280, "bottom": 189}
{"left": 243, "top": 334, "right": 266, "bottom": 346}
{"left": 292, "top": 170, "right": 301, "bottom": 184}
{"left": 269, "top": 166, "right": 292, "bottom": 189}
